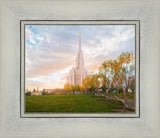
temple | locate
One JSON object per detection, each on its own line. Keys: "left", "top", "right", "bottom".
{"left": 66, "top": 32, "right": 88, "bottom": 86}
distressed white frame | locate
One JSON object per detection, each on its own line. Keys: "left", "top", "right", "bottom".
{"left": 0, "top": 0, "right": 160, "bottom": 138}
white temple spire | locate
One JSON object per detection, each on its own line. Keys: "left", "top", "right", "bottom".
{"left": 79, "top": 32, "right": 81, "bottom": 52}
{"left": 66, "top": 32, "right": 88, "bottom": 86}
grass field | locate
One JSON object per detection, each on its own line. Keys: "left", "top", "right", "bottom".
{"left": 25, "top": 94, "right": 134, "bottom": 113}
{"left": 109, "top": 92, "right": 135, "bottom": 100}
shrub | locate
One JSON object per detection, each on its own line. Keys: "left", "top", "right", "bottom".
{"left": 101, "top": 85, "right": 107, "bottom": 93}
{"left": 119, "top": 88, "right": 124, "bottom": 93}
{"left": 109, "top": 87, "right": 117, "bottom": 93}
{"left": 25, "top": 92, "right": 31, "bottom": 95}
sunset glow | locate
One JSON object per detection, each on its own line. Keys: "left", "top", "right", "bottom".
{"left": 25, "top": 25, "right": 135, "bottom": 90}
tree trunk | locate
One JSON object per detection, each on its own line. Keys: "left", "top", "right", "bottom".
{"left": 124, "top": 90, "right": 126, "bottom": 111}
{"left": 107, "top": 89, "right": 109, "bottom": 97}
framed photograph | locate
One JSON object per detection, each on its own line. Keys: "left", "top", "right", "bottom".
{"left": 0, "top": 0, "right": 160, "bottom": 138}
{"left": 20, "top": 20, "right": 140, "bottom": 118}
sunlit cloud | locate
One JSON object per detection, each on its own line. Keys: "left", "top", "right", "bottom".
{"left": 25, "top": 25, "right": 135, "bottom": 89}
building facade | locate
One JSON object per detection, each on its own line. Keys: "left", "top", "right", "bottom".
{"left": 66, "top": 32, "right": 88, "bottom": 86}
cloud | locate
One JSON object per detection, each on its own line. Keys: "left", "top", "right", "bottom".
{"left": 25, "top": 26, "right": 44, "bottom": 46}
{"left": 26, "top": 67, "right": 72, "bottom": 89}
{"left": 25, "top": 25, "right": 135, "bottom": 89}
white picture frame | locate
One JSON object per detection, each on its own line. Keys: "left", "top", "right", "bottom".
{"left": 0, "top": 0, "right": 160, "bottom": 137}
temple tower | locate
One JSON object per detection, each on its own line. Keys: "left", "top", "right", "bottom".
{"left": 66, "top": 32, "right": 88, "bottom": 86}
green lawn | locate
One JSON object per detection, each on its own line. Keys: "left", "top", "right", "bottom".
{"left": 25, "top": 94, "right": 134, "bottom": 113}
{"left": 109, "top": 92, "right": 135, "bottom": 100}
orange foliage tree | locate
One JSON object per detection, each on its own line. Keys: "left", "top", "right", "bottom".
{"left": 113, "top": 52, "right": 135, "bottom": 110}
{"left": 99, "top": 60, "right": 114, "bottom": 96}
{"left": 98, "top": 52, "right": 135, "bottom": 110}
{"left": 82, "top": 74, "right": 100, "bottom": 94}
{"left": 64, "top": 83, "right": 72, "bottom": 93}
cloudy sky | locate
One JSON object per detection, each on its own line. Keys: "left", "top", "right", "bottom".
{"left": 25, "top": 25, "right": 135, "bottom": 89}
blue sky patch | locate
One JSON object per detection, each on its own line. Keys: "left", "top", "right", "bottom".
{"left": 27, "top": 38, "right": 40, "bottom": 46}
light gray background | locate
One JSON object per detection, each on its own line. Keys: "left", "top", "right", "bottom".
{"left": 0, "top": 0, "right": 160, "bottom": 138}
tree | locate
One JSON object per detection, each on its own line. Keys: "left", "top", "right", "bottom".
{"left": 64, "top": 83, "right": 72, "bottom": 93}
{"left": 92, "top": 74, "right": 100, "bottom": 95}
{"left": 101, "top": 85, "right": 107, "bottom": 93}
{"left": 75, "top": 85, "right": 80, "bottom": 92}
{"left": 88, "top": 75, "right": 95, "bottom": 94}
{"left": 115, "top": 52, "right": 135, "bottom": 110}
{"left": 72, "top": 85, "right": 76, "bottom": 92}
{"left": 33, "top": 88, "right": 36, "bottom": 92}
{"left": 130, "top": 76, "right": 135, "bottom": 92}
{"left": 80, "top": 85, "right": 85, "bottom": 93}
{"left": 118, "top": 52, "right": 135, "bottom": 92}
{"left": 99, "top": 60, "right": 113, "bottom": 96}
{"left": 82, "top": 74, "right": 100, "bottom": 95}
{"left": 111, "top": 59, "right": 124, "bottom": 93}
{"left": 25, "top": 88, "right": 29, "bottom": 93}
{"left": 82, "top": 77, "right": 90, "bottom": 92}
{"left": 37, "top": 87, "right": 39, "bottom": 92}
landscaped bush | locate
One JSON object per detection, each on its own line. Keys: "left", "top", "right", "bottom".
{"left": 127, "top": 92, "right": 135, "bottom": 99}
{"left": 109, "top": 87, "right": 117, "bottom": 93}
{"left": 118, "top": 88, "right": 124, "bottom": 93}
{"left": 25, "top": 92, "right": 31, "bottom": 95}
{"left": 42, "top": 91, "right": 49, "bottom": 95}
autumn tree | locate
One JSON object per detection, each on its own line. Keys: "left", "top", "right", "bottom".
{"left": 111, "top": 59, "right": 124, "bottom": 93}
{"left": 33, "top": 88, "right": 36, "bottom": 92}
{"left": 117, "top": 52, "right": 135, "bottom": 92}
{"left": 80, "top": 85, "right": 85, "bottom": 93}
{"left": 101, "top": 85, "right": 107, "bottom": 94}
{"left": 75, "top": 85, "right": 80, "bottom": 92}
{"left": 82, "top": 77, "right": 90, "bottom": 92}
{"left": 71, "top": 85, "right": 76, "bottom": 92}
{"left": 130, "top": 77, "right": 135, "bottom": 92}
{"left": 99, "top": 60, "right": 113, "bottom": 96}
{"left": 82, "top": 75, "right": 94, "bottom": 94}
{"left": 114, "top": 52, "right": 135, "bottom": 110}
{"left": 37, "top": 87, "right": 39, "bottom": 92}
{"left": 82, "top": 74, "right": 100, "bottom": 95}
{"left": 64, "top": 83, "right": 72, "bottom": 93}
{"left": 92, "top": 74, "right": 100, "bottom": 95}
{"left": 25, "top": 88, "right": 29, "bottom": 93}
{"left": 88, "top": 75, "right": 95, "bottom": 94}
